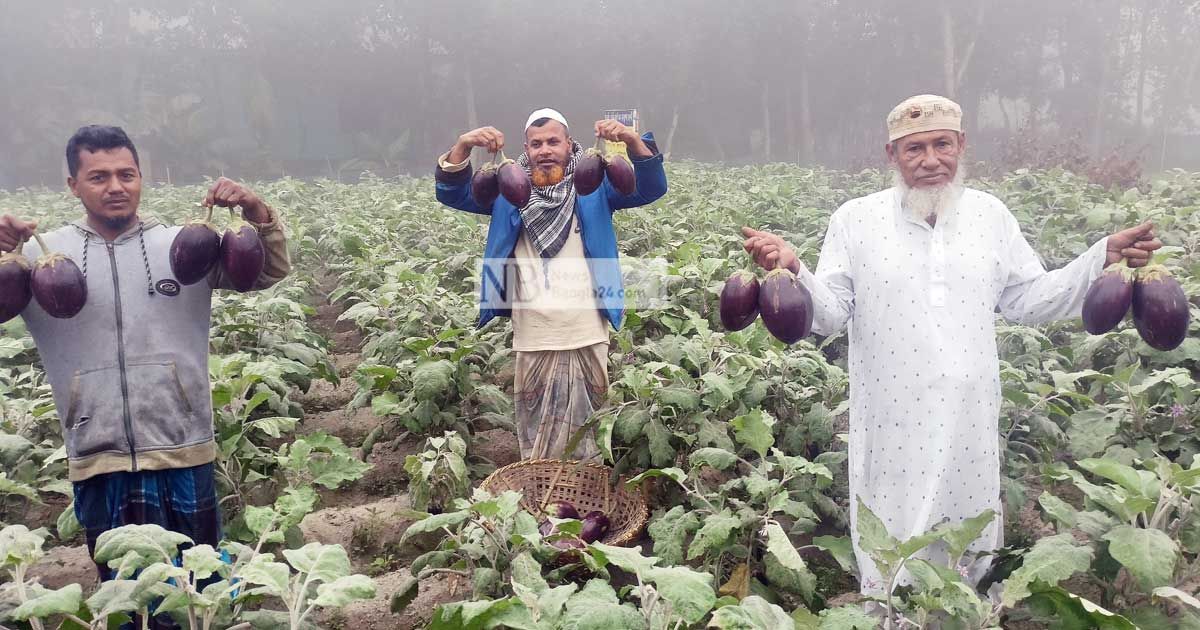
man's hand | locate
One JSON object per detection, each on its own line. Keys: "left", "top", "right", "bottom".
{"left": 742, "top": 227, "right": 800, "bottom": 274}
{"left": 0, "top": 214, "right": 38, "bottom": 253}
{"left": 1107, "top": 221, "right": 1162, "bottom": 267}
{"left": 594, "top": 120, "right": 652, "bottom": 158}
{"left": 204, "top": 177, "right": 269, "bottom": 223}
{"left": 449, "top": 126, "right": 505, "bottom": 164}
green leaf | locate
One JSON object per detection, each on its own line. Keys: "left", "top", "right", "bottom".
{"left": 853, "top": 497, "right": 897, "bottom": 556}
{"left": 1025, "top": 585, "right": 1137, "bottom": 630}
{"left": 56, "top": 502, "right": 82, "bottom": 541}
{"left": 0, "top": 524, "right": 48, "bottom": 568}
{"left": 1001, "top": 533, "right": 1094, "bottom": 607}
{"left": 239, "top": 555, "right": 292, "bottom": 597}
{"left": 647, "top": 417, "right": 675, "bottom": 467}
{"left": 402, "top": 510, "right": 471, "bottom": 541}
{"left": 248, "top": 416, "right": 299, "bottom": 439}
{"left": 764, "top": 521, "right": 811, "bottom": 577}
{"left": 935, "top": 510, "right": 997, "bottom": 561}
{"left": 1153, "top": 586, "right": 1200, "bottom": 612}
{"left": 701, "top": 372, "right": 737, "bottom": 409}
{"left": 182, "top": 545, "right": 226, "bottom": 581}
{"left": 688, "top": 510, "right": 742, "bottom": 561}
{"left": 644, "top": 565, "right": 717, "bottom": 624}
{"left": 813, "top": 536, "right": 856, "bottom": 574}
{"left": 905, "top": 559, "right": 945, "bottom": 591}
{"left": 11, "top": 583, "right": 83, "bottom": 620}
{"left": 474, "top": 567, "right": 502, "bottom": 596}
{"left": 1038, "top": 492, "right": 1078, "bottom": 529}
{"left": 731, "top": 409, "right": 775, "bottom": 458}
{"left": 412, "top": 360, "right": 455, "bottom": 401}
{"left": 0, "top": 472, "right": 38, "bottom": 502}
{"left": 509, "top": 552, "right": 548, "bottom": 596}
{"left": 244, "top": 504, "right": 282, "bottom": 542}
{"left": 589, "top": 542, "right": 658, "bottom": 575}
{"left": 535, "top": 584, "right": 578, "bottom": 626}
{"left": 708, "top": 595, "right": 796, "bottom": 629}
{"left": 313, "top": 574, "right": 377, "bottom": 607}
{"left": 429, "top": 598, "right": 518, "bottom": 630}
{"left": 626, "top": 467, "right": 687, "bottom": 488}
{"left": 93, "top": 524, "right": 192, "bottom": 570}
{"left": 896, "top": 529, "right": 945, "bottom": 560}
{"left": 389, "top": 575, "right": 420, "bottom": 613}
{"left": 85, "top": 579, "right": 140, "bottom": 619}
{"left": 1075, "top": 510, "right": 1120, "bottom": 539}
{"left": 1102, "top": 525, "right": 1178, "bottom": 591}
{"left": 283, "top": 542, "right": 352, "bottom": 584}
{"left": 595, "top": 411, "right": 615, "bottom": 464}
{"left": 1077, "top": 458, "right": 1159, "bottom": 499}
{"left": 816, "top": 604, "right": 878, "bottom": 629}
{"left": 1067, "top": 409, "right": 1119, "bottom": 460}
{"left": 690, "top": 447, "right": 739, "bottom": 471}
{"left": 471, "top": 490, "right": 522, "bottom": 520}
{"left": 560, "top": 580, "right": 644, "bottom": 629}
{"left": 648, "top": 505, "right": 702, "bottom": 565}
{"left": 765, "top": 552, "right": 817, "bottom": 604}
{"left": 657, "top": 386, "right": 701, "bottom": 411}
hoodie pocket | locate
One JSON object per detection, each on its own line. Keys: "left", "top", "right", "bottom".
{"left": 126, "top": 360, "right": 207, "bottom": 450}
{"left": 64, "top": 366, "right": 128, "bottom": 459}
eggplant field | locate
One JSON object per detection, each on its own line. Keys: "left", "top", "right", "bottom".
{"left": 2, "top": 162, "right": 1199, "bottom": 629}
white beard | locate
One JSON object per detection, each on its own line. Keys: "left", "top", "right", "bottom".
{"left": 894, "top": 167, "right": 965, "bottom": 223}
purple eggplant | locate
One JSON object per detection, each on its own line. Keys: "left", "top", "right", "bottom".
{"left": 604, "top": 154, "right": 636, "bottom": 196}
{"left": 1132, "top": 265, "right": 1190, "bottom": 351}
{"left": 170, "top": 208, "right": 222, "bottom": 286}
{"left": 574, "top": 149, "right": 604, "bottom": 196}
{"left": 580, "top": 511, "right": 610, "bottom": 543}
{"left": 758, "top": 268, "right": 813, "bottom": 344}
{"left": 720, "top": 270, "right": 760, "bottom": 331}
{"left": 1082, "top": 263, "right": 1134, "bottom": 334}
{"left": 497, "top": 153, "right": 531, "bottom": 208}
{"left": 471, "top": 162, "right": 500, "bottom": 209}
{"left": 545, "top": 501, "right": 580, "bottom": 520}
{"left": 220, "top": 219, "right": 265, "bottom": 293}
{"left": 0, "top": 251, "right": 32, "bottom": 323}
{"left": 30, "top": 234, "right": 86, "bottom": 319}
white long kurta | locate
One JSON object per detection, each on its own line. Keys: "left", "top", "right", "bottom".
{"left": 796, "top": 187, "right": 1108, "bottom": 594}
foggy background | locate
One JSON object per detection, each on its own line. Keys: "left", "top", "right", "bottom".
{"left": 1, "top": 0, "right": 1198, "bottom": 189}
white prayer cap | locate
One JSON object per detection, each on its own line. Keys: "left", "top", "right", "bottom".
{"left": 525, "top": 108, "right": 569, "bottom": 132}
{"left": 887, "top": 95, "right": 962, "bottom": 142}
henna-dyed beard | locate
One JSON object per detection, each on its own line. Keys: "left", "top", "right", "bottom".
{"left": 531, "top": 164, "right": 565, "bottom": 187}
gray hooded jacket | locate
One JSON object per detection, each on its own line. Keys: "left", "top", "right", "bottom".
{"left": 20, "top": 209, "right": 290, "bottom": 481}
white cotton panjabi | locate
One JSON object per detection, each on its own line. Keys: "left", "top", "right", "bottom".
{"left": 796, "top": 187, "right": 1108, "bottom": 594}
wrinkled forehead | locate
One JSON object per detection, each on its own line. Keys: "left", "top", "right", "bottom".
{"left": 893, "top": 129, "right": 961, "bottom": 150}
{"left": 525, "top": 120, "right": 569, "bottom": 143}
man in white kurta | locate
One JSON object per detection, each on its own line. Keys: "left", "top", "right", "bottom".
{"left": 743, "top": 95, "right": 1161, "bottom": 595}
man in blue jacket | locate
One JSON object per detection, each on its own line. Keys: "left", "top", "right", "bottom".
{"left": 435, "top": 108, "right": 667, "bottom": 460}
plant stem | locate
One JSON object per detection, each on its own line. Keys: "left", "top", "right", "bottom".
{"left": 32, "top": 232, "right": 50, "bottom": 256}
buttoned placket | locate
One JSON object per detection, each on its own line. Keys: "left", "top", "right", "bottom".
{"left": 896, "top": 190, "right": 948, "bottom": 308}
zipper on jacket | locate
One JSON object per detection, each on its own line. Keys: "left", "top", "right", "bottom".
{"left": 107, "top": 242, "right": 138, "bottom": 471}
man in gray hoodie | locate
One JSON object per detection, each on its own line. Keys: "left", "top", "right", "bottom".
{"left": 0, "top": 125, "right": 290, "bottom": 594}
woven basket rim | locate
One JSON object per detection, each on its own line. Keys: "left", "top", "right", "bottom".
{"left": 479, "top": 458, "right": 649, "bottom": 546}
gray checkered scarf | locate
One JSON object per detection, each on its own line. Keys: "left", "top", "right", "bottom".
{"left": 515, "top": 140, "right": 583, "bottom": 259}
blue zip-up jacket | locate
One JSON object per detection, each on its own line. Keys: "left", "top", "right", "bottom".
{"left": 435, "top": 132, "right": 667, "bottom": 330}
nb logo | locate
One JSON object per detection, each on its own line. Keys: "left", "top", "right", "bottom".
{"left": 155, "top": 279, "right": 181, "bottom": 296}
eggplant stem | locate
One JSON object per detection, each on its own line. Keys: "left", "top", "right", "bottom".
{"left": 204, "top": 203, "right": 215, "bottom": 224}
{"left": 31, "top": 232, "right": 50, "bottom": 254}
